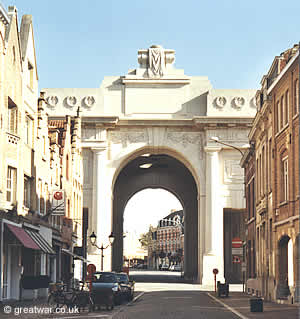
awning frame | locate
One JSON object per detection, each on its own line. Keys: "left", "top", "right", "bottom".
{"left": 61, "top": 248, "right": 90, "bottom": 263}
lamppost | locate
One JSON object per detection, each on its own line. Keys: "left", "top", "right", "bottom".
{"left": 210, "top": 136, "right": 248, "bottom": 157}
{"left": 89, "top": 231, "right": 115, "bottom": 271}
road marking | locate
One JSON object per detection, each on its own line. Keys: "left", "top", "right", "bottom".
{"left": 207, "top": 293, "right": 249, "bottom": 319}
{"left": 132, "top": 291, "right": 145, "bottom": 303}
{"left": 111, "top": 292, "right": 145, "bottom": 318}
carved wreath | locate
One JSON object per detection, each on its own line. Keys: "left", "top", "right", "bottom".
{"left": 233, "top": 97, "right": 245, "bottom": 109}
{"left": 83, "top": 96, "right": 95, "bottom": 108}
{"left": 215, "top": 96, "right": 227, "bottom": 109}
{"left": 66, "top": 96, "right": 77, "bottom": 107}
{"left": 47, "top": 96, "right": 58, "bottom": 107}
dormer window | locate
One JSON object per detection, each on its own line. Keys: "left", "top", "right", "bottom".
{"left": 8, "top": 97, "right": 18, "bottom": 135}
{"left": 28, "top": 61, "right": 34, "bottom": 89}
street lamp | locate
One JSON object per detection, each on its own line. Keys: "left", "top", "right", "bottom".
{"left": 210, "top": 136, "right": 249, "bottom": 157}
{"left": 89, "top": 231, "right": 115, "bottom": 271}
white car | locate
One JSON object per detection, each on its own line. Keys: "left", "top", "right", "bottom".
{"left": 173, "top": 265, "right": 182, "bottom": 272}
{"left": 161, "top": 264, "right": 169, "bottom": 271}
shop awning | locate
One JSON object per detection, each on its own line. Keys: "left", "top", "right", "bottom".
{"left": 25, "top": 229, "right": 56, "bottom": 254}
{"left": 6, "top": 224, "right": 40, "bottom": 250}
{"left": 61, "top": 248, "right": 90, "bottom": 263}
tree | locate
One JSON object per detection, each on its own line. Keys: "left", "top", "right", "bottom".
{"left": 139, "top": 225, "right": 155, "bottom": 249}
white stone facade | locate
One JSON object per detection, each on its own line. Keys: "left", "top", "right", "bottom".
{"left": 43, "top": 45, "right": 257, "bottom": 284}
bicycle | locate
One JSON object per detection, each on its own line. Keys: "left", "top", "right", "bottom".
{"left": 48, "top": 281, "right": 94, "bottom": 312}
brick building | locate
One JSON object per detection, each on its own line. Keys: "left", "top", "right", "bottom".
{"left": 241, "top": 44, "right": 299, "bottom": 303}
{"left": 149, "top": 210, "right": 184, "bottom": 269}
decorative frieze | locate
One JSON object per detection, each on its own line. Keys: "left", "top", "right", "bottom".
{"left": 166, "top": 130, "right": 204, "bottom": 159}
{"left": 45, "top": 95, "right": 96, "bottom": 109}
{"left": 110, "top": 130, "right": 148, "bottom": 146}
{"left": 207, "top": 129, "right": 249, "bottom": 142}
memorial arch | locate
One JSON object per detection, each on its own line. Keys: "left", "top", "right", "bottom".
{"left": 112, "top": 148, "right": 199, "bottom": 280}
{"left": 43, "top": 45, "right": 257, "bottom": 284}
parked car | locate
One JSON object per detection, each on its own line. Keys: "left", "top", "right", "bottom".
{"left": 169, "top": 265, "right": 175, "bottom": 271}
{"left": 116, "top": 273, "right": 135, "bottom": 301}
{"left": 173, "top": 265, "right": 182, "bottom": 272}
{"left": 161, "top": 264, "right": 169, "bottom": 271}
{"left": 91, "top": 272, "right": 122, "bottom": 308}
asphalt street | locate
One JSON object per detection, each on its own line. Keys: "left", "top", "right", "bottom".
{"left": 113, "top": 290, "right": 240, "bottom": 319}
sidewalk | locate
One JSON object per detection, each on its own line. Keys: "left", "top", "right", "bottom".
{"left": 208, "top": 291, "right": 300, "bottom": 319}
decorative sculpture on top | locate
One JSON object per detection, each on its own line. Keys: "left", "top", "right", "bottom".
{"left": 148, "top": 45, "right": 165, "bottom": 77}
{"left": 137, "top": 45, "right": 176, "bottom": 78}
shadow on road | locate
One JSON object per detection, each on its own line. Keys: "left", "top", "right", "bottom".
{"left": 129, "top": 270, "right": 186, "bottom": 283}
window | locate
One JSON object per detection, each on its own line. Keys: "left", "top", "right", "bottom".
{"left": 262, "top": 147, "right": 265, "bottom": 195}
{"left": 268, "top": 139, "right": 272, "bottom": 192}
{"left": 282, "top": 157, "right": 288, "bottom": 202}
{"left": 66, "top": 155, "right": 69, "bottom": 180}
{"left": 24, "top": 176, "right": 31, "bottom": 208}
{"left": 12, "top": 46, "right": 16, "bottom": 64}
{"left": 294, "top": 79, "right": 299, "bottom": 115}
{"left": 43, "top": 136, "right": 46, "bottom": 156}
{"left": 45, "top": 184, "right": 50, "bottom": 215}
{"left": 285, "top": 90, "right": 289, "bottom": 125}
{"left": 8, "top": 97, "right": 18, "bottom": 135}
{"left": 280, "top": 96, "right": 284, "bottom": 129}
{"left": 6, "top": 166, "right": 17, "bottom": 203}
{"left": 25, "top": 115, "right": 33, "bottom": 146}
{"left": 276, "top": 100, "right": 280, "bottom": 132}
{"left": 38, "top": 180, "right": 45, "bottom": 215}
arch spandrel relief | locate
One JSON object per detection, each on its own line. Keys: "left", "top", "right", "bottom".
{"left": 108, "top": 128, "right": 204, "bottom": 160}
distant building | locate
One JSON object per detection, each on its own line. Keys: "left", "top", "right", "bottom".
{"left": 148, "top": 210, "right": 184, "bottom": 269}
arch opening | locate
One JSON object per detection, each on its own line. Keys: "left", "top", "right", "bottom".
{"left": 111, "top": 153, "right": 199, "bottom": 280}
{"left": 123, "top": 188, "right": 183, "bottom": 271}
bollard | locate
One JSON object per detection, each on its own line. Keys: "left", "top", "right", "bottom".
{"left": 250, "top": 298, "right": 263, "bottom": 312}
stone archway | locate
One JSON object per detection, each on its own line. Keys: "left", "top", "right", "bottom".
{"left": 277, "top": 235, "right": 291, "bottom": 298}
{"left": 111, "top": 153, "right": 198, "bottom": 280}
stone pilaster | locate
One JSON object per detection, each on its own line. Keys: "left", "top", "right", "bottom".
{"left": 202, "top": 146, "right": 225, "bottom": 285}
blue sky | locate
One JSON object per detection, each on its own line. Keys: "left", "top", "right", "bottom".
{"left": 4, "top": 0, "right": 300, "bottom": 90}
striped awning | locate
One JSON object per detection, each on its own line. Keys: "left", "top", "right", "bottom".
{"left": 25, "top": 229, "right": 56, "bottom": 254}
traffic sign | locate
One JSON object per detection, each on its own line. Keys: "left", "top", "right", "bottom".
{"left": 232, "top": 248, "right": 243, "bottom": 255}
{"left": 232, "top": 237, "right": 243, "bottom": 248}
{"left": 213, "top": 268, "right": 219, "bottom": 275}
{"left": 87, "top": 263, "right": 96, "bottom": 274}
{"left": 232, "top": 256, "right": 241, "bottom": 263}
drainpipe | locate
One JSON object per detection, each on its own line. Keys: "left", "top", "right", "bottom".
{"left": 0, "top": 218, "right": 3, "bottom": 301}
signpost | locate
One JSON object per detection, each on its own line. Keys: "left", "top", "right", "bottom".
{"left": 51, "top": 190, "right": 65, "bottom": 216}
{"left": 87, "top": 264, "right": 96, "bottom": 291}
{"left": 241, "top": 262, "right": 246, "bottom": 292}
{"left": 213, "top": 268, "right": 219, "bottom": 293}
